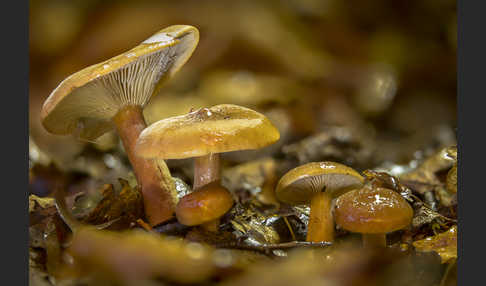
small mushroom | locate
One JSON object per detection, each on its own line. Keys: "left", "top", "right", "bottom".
{"left": 135, "top": 104, "right": 280, "bottom": 231}
{"left": 175, "top": 181, "right": 234, "bottom": 229}
{"left": 40, "top": 25, "right": 199, "bottom": 227}
{"left": 275, "top": 162, "right": 364, "bottom": 243}
{"left": 334, "top": 187, "right": 413, "bottom": 248}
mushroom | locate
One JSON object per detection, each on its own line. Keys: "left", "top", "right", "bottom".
{"left": 40, "top": 25, "right": 199, "bottom": 226}
{"left": 275, "top": 162, "right": 364, "bottom": 243}
{"left": 135, "top": 104, "right": 280, "bottom": 231}
{"left": 334, "top": 187, "right": 413, "bottom": 248}
{"left": 175, "top": 181, "right": 235, "bottom": 230}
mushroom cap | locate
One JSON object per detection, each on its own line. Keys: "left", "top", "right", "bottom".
{"left": 275, "top": 162, "right": 364, "bottom": 205}
{"left": 175, "top": 182, "right": 234, "bottom": 226}
{"left": 135, "top": 104, "right": 281, "bottom": 160}
{"left": 334, "top": 187, "right": 413, "bottom": 234}
{"left": 41, "top": 25, "right": 199, "bottom": 141}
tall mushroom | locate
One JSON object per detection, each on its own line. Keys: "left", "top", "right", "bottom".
{"left": 40, "top": 25, "right": 199, "bottom": 226}
{"left": 275, "top": 162, "right": 364, "bottom": 243}
{"left": 334, "top": 187, "right": 413, "bottom": 248}
{"left": 135, "top": 104, "right": 280, "bottom": 231}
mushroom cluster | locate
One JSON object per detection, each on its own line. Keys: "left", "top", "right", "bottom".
{"left": 276, "top": 162, "right": 364, "bottom": 243}
{"left": 275, "top": 161, "right": 414, "bottom": 247}
{"left": 29, "top": 2, "right": 457, "bottom": 284}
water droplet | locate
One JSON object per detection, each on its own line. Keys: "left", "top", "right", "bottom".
{"left": 319, "top": 163, "right": 336, "bottom": 169}
{"left": 143, "top": 33, "right": 174, "bottom": 44}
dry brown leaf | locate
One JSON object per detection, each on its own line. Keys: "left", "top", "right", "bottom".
{"left": 81, "top": 179, "right": 144, "bottom": 229}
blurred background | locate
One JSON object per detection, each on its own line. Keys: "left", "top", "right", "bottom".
{"left": 29, "top": 0, "right": 457, "bottom": 174}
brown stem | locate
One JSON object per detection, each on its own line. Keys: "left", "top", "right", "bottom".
{"left": 362, "top": 233, "right": 387, "bottom": 248}
{"left": 192, "top": 153, "right": 222, "bottom": 232}
{"left": 113, "top": 105, "right": 176, "bottom": 226}
{"left": 306, "top": 191, "right": 334, "bottom": 243}
{"left": 193, "top": 153, "right": 220, "bottom": 190}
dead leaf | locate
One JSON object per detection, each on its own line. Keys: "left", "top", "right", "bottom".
{"left": 68, "top": 227, "right": 217, "bottom": 283}
{"left": 81, "top": 179, "right": 144, "bottom": 229}
{"left": 400, "top": 146, "right": 457, "bottom": 185}
{"left": 413, "top": 225, "right": 457, "bottom": 263}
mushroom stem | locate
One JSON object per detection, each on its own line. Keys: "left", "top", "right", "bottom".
{"left": 306, "top": 191, "right": 334, "bottom": 242}
{"left": 362, "top": 233, "right": 387, "bottom": 248}
{"left": 201, "top": 220, "right": 220, "bottom": 232}
{"left": 191, "top": 153, "right": 224, "bottom": 232}
{"left": 113, "top": 105, "right": 176, "bottom": 226}
{"left": 193, "top": 153, "right": 220, "bottom": 190}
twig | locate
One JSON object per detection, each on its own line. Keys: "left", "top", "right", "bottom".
{"left": 212, "top": 241, "right": 332, "bottom": 255}
{"left": 283, "top": 217, "right": 296, "bottom": 241}
{"left": 136, "top": 219, "right": 153, "bottom": 232}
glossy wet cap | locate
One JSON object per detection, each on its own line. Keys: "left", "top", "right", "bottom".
{"left": 334, "top": 187, "right": 413, "bottom": 234}
{"left": 41, "top": 25, "right": 199, "bottom": 141}
{"left": 135, "top": 104, "right": 280, "bottom": 159}
{"left": 175, "top": 182, "right": 234, "bottom": 226}
{"left": 275, "top": 162, "right": 364, "bottom": 205}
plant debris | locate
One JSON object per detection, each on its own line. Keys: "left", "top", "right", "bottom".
{"left": 81, "top": 179, "right": 144, "bottom": 229}
{"left": 413, "top": 225, "right": 457, "bottom": 264}
{"left": 29, "top": 0, "right": 457, "bottom": 284}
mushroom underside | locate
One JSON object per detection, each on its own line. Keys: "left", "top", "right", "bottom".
{"left": 277, "top": 174, "right": 363, "bottom": 204}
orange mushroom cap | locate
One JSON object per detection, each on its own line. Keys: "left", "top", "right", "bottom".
{"left": 175, "top": 182, "right": 234, "bottom": 226}
{"left": 334, "top": 187, "right": 413, "bottom": 234}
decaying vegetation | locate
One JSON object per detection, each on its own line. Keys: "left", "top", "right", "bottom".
{"left": 29, "top": 1, "right": 457, "bottom": 285}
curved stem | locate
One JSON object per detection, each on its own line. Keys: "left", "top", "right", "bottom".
{"left": 362, "top": 233, "right": 387, "bottom": 248}
{"left": 113, "top": 105, "right": 176, "bottom": 226}
{"left": 306, "top": 191, "right": 334, "bottom": 242}
{"left": 193, "top": 153, "right": 220, "bottom": 190}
